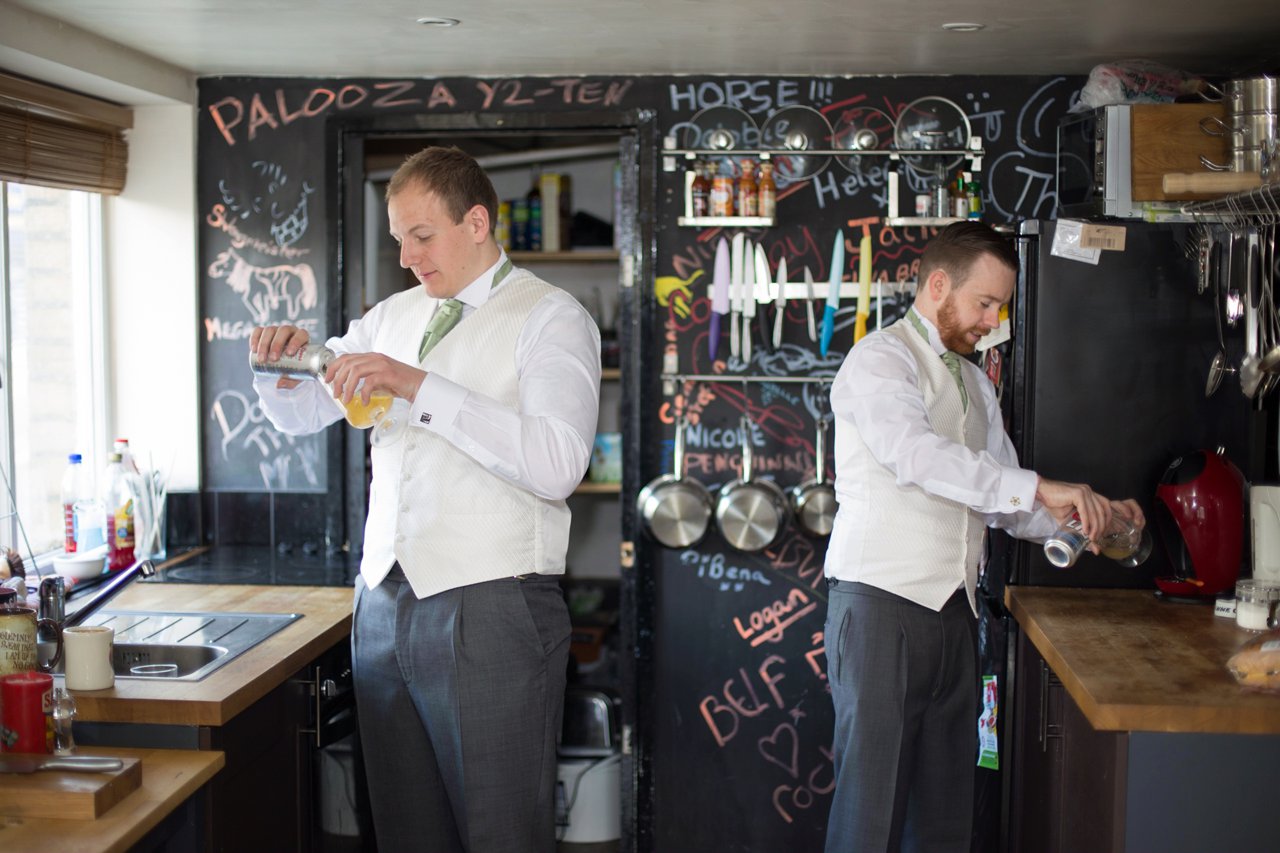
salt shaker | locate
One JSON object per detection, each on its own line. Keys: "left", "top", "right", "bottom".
{"left": 51, "top": 686, "right": 76, "bottom": 755}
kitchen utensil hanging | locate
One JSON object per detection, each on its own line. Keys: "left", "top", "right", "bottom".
{"left": 682, "top": 106, "right": 758, "bottom": 178}
{"left": 893, "top": 96, "right": 972, "bottom": 177}
{"left": 716, "top": 408, "right": 789, "bottom": 553}
{"left": 759, "top": 105, "right": 832, "bottom": 183}
{"left": 791, "top": 411, "right": 836, "bottom": 537}
{"left": 636, "top": 411, "right": 714, "bottom": 548}
{"left": 832, "top": 106, "right": 894, "bottom": 174}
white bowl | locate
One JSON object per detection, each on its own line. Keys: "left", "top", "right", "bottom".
{"left": 52, "top": 547, "right": 108, "bottom": 581}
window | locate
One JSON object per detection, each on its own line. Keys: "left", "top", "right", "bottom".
{"left": 0, "top": 181, "right": 107, "bottom": 560}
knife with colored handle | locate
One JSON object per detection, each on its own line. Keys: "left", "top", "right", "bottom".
{"left": 741, "top": 239, "right": 757, "bottom": 363}
{"left": 730, "top": 233, "right": 744, "bottom": 359}
{"left": 0, "top": 754, "right": 124, "bottom": 774}
{"left": 710, "top": 236, "right": 730, "bottom": 362}
{"left": 772, "top": 256, "right": 788, "bottom": 350}
{"left": 854, "top": 230, "right": 873, "bottom": 343}
{"left": 753, "top": 242, "right": 774, "bottom": 353}
{"left": 820, "top": 229, "right": 844, "bottom": 357}
{"left": 803, "top": 266, "right": 818, "bottom": 342}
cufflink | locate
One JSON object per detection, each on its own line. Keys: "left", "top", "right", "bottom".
{"left": 1010, "top": 496, "right": 1021, "bottom": 507}
{"left": 419, "top": 412, "right": 432, "bottom": 425}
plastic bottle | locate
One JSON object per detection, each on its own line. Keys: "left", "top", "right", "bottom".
{"left": 60, "top": 454, "right": 90, "bottom": 553}
{"left": 103, "top": 453, "right": 136, "bottom": 572}
{"left": 527, "top": 182, "right": 543, "bottom": 252}
{"left": 114, "top": 438, "right": 152, "bottom": 561}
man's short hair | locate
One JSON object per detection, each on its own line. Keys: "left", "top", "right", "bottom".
{"left": 917, "top": 221, "right": 1017, "bottom": 289}
{"left": 386, "top": 146, "right": 499, "bottom": 233}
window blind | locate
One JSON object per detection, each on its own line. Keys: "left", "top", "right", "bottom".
{"left": 0, "top": 72, "right": 132, "bottom": 195}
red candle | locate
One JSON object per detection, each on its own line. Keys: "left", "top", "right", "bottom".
{"left": 1, "top": 671, "right": 53, "bottom": 753}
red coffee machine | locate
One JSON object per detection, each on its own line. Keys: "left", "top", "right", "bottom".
{"left": 1152, "top": 447, "right": 1246, "bottom": 598}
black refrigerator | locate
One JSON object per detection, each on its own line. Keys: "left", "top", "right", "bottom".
{"left": 973, "top": 218, "right": 1264, "bottom": 853}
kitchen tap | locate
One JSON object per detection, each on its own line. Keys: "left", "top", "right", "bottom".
{"left": 41, "top": 559, "right": 157, "bottom": 632}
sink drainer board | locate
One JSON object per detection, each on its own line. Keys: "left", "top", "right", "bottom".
{"left": 78, "top": 610, "right": 304, "bottom": 681}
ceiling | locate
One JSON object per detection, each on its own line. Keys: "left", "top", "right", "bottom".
{"left": 3, "top": 0, "right": 1279, "bottom": 106}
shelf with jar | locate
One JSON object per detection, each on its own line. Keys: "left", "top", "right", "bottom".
{"left": 663, "top": 139, "right": 986, "bottom": 228}
{"left": 674, "top": 154, "right": 778, "bottom": 227}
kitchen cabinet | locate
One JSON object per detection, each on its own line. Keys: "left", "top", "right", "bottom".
{"left": 1006, "top": 587, "right": 1280, "bottom": 853}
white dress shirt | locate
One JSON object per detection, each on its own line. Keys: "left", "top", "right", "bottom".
{"left": 825, "top": 308, "right": 1055, "bottom": 589}
{"left": 254, "top": 252, "right": 601, "bottom": 502}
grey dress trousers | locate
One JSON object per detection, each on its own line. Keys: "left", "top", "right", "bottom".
{"left": 824, "top": 580, "right": 978, "bottom": 853}
{"left": 352, "top": 564, "right": 570, "bottom": 853}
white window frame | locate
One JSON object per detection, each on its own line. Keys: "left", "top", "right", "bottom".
{"left": 0, "top": 182, "right": 109, "bottom": 562}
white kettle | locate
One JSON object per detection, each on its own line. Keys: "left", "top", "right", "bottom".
{"left": 1250, "top": 485, "right": 1280, "bottom": 583}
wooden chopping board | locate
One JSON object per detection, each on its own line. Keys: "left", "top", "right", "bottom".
{"left": 0, "top": 754, "right": 142, "bottom": 820}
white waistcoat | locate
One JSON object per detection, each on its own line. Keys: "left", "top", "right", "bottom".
{"left": 841, "top": 320, "right": 989, "bottom": 613}
{"left": 360, "top": 268, "right": 568, "bottom": 599}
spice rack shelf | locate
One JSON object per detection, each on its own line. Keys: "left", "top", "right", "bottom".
{"left": 662, "top": 137, "right": 987, "bottom": 224}
{"left": 676, "top": 215, "right": 776, "bottom": 228}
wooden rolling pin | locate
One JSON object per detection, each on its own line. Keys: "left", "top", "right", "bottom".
{"left": 1162, "top": 172, "right": 1263, "bottom": 194}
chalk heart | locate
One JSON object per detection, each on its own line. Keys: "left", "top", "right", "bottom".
{"left": 758, "top": 722, "right": 799, "bottom": 779}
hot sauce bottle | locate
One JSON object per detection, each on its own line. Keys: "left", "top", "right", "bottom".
{"left": 736, "top": 159, "right": 758, "bottom": 218}
{"left": 690, "top": 162, "right": 711, "bottom": 217}
{"left": 709, "top": 162, "right": 734, "bottom": 217}
{"left": 757, "top": 161, "right": 777, "bottom": 219}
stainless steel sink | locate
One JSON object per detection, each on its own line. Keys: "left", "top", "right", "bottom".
{"left": 54, "top": 610, "right": 303, "bottom": 682}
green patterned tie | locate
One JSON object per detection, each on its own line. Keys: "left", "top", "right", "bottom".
{"left": 417, "top": 258, "right": 514, "bottom": 362}
{"left": 418, "top": 298, "right": 463, "bottom": 361}
{"left": 940, "top": 350, "right": 969, "bottom": 412}
{"left": 907, "top": 309, "right": 968, "bottom": 412}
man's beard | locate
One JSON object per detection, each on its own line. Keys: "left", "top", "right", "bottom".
{"left": 936, "top": 293, "right": 978, "bottom": 355}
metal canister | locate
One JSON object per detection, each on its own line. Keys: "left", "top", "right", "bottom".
{"left": 1043, "top": 516, "right": 1089, "bottom": 568}
{"left": 248, "top": 343, "right": 335, "bottom": 379}
{"left": 931, "top": 184, "right": 950, "bottom": 218}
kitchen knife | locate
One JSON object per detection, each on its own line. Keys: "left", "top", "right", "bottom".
{"left": 742, "top": 239, "right": 757, "bottom": 362}
{"left": 0, "top": 754, "right": 124, "bottom": 774}
{"left": 753, "top": 243, "right": 773, "bottom": 353}
{"left": 803, "top": 267, "right": 818, "bottom": 342}
{"left": 854, "top": 230, "right": 872, "bottom": 343}
{"left": 710, "top": 236, "right": 730, "bottom": 362}
{"left": 730, "top": 233, "right": 744, "bottom": 358}
{"left": 772, "top": 256, "right": 788, "bottom": 350}
{"left": 820, "top": 230, "right": 844, "bottom": 357}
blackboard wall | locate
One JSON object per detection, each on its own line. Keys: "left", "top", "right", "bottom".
{"left": 196, "top": 73, "right": 1083, "bottom": 852}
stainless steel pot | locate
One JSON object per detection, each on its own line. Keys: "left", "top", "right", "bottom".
{"left": 791, "top": 415, "right": 837, "bottom": 537}
{"left": 636, "top": 414, "right": 713, "bottom": 548}
{"left": 716, "top": 416, "right": 789, "bottom": 552}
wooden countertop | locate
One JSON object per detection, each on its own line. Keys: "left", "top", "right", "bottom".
{"left": 1007, "top": 586, "right": 1280, "bottom": 735}
{"left": 67, "top": 582, "right": 353, "bottom": 728}
{"left": 0, "top": 745, "right": 224, "bottom": 853}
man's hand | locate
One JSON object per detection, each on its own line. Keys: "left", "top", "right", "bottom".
{"left": 1035, "top": 478, "right": 1113, "bottom": 552}
{"left": 251, "top": 325, "right": 311, "bottom": 390}
{"left": 325, "top": 352, "right": 427, "bottom": 405}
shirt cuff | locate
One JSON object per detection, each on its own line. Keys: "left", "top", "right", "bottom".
{"left": 409, "top": 372, "right": 465, "bottom": 431}
{"left": 998, "top": 466, "right": 1039, "bottom": 513}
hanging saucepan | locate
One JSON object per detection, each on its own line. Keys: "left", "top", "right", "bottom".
{"left": 636, "top": 413, "right": 714, "bottom": 548}
{"left": 791, "top": 414, "right": 837, "bottom": 537}
{"left": 716, "top": 416, "right": 789, "bottom": 552}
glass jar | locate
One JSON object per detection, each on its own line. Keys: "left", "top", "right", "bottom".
{"left": 1235, "top": 579, "right": 1279, "bottom": 630}
{"left": 1044, "top": 510, "right": 1153, "bottom": 568}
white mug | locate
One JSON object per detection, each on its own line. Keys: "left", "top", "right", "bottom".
{"left": 63, "top": 625, "right": 115, "bottom": 691}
